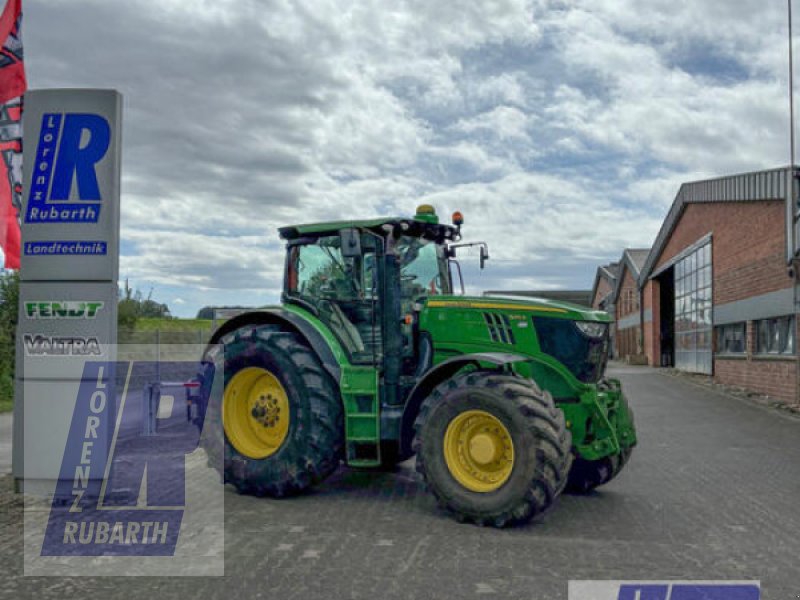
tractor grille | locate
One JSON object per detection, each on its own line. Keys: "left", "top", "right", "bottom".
{"left": 483, "top": 312, "right": 516, "bottom": 345}
{"left": 533, "top": 316, "right": 609, "bottom": 383}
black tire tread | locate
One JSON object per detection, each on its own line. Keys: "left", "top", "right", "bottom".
{"left": 412, "top": 371, "right": 573, "bottom": 527}
{"left": 204, "top": 324, "right": 343, "bottom": 497}
{"left": 565, "top": 445, "right": 633, "bottom": 494}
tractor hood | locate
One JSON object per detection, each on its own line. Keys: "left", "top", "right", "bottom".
{"left": 420, "top": 295, "right": 612, "bottom": 385}
{"left": 423, "top": 295, "right": 611, "bottom": 322}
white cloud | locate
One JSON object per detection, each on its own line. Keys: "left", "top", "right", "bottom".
{"left": 21, "top": 0, "right": 798, "bottom": 316}
{"left": 452, "top": 106, "right": 533, "bottom": 142}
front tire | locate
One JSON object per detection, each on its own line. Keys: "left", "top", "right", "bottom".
{"left": 413, "top": 371, "right": 572, "bottom": 527}
{"left": 565, "top": 446, "right": 633, "bottom": 494}
{"left": 206, "top": 324, "right": 343, "bottom": 497}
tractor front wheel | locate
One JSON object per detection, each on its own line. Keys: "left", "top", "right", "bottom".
{"left": 565, "top": 446, "right": 633, "bottom": 494}
{"left": 413, "top": 371, "right": 572, "bottom": 527}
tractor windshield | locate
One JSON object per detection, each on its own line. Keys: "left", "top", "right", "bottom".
{"left": 396, "top": 236, "right": 451, "bottom": 298}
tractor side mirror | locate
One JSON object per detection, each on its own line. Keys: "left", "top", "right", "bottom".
{"left": 480, "top": 245, "right": 489, "bottom": 270}
{"left": 339, "top": 228, "right": 362, "bottom": 258}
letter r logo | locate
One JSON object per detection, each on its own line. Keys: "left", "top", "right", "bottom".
{"left": 50, "top": 114, "right": 110, "bottom": 201}
{"left": 25, "top": 111, "right": 110, "bottom": 223}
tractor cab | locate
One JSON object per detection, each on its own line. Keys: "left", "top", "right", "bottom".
{"left": 279, "top": 205, "right": 476, "bottom": 368}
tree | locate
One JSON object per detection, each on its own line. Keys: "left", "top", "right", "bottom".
{"left": 0, "top": 270, "right": 20, "bottom": 409}
{"left": 118, "top": 279, "right": 139, "bottom": 331}
{"left": 117, "top": 279, "right": 172, "bottom": 331}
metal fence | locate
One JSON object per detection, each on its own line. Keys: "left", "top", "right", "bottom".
{"left": 118, "top": 329, "right": 212, "bottom": 346}
{"left": 116, "top": 329, "right": 212, "bottom": 393}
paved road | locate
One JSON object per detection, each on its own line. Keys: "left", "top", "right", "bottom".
{"left": 0, "top": 384, "right": 178, "bottom": 477}
{"left": 2, "top": 365, "right": 799, "bottom": 599}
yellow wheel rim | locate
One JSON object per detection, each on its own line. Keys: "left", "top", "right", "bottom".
{"left": 223, "top": 367, "right": 290, "bottom": 459}
{"left": 443, "top": 410, "right": 514, "bottom": 493}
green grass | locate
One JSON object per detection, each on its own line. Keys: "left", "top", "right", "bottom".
{"left": 0, "top": 318, "right": 215, "bottom": 412}
{"left": 118, "top": 317, "right": 214, "bottom": 349}
{"left": 135, "top": 317, "right": 213, "bottom": 331}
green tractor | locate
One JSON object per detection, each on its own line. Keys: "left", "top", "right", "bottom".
{"left": 196, "top": 204, "right": 636, "bottom": 526}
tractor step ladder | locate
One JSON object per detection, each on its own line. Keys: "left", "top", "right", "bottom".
{"left": 341, "top": 366, "right": 381, "bottom": 467}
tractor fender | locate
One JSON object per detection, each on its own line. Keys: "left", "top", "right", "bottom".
{"left": 206, "top": 308, "right": 341, "bottom": 382}
{"left": 398, "top": 352, "right": 533, "bottom": 458}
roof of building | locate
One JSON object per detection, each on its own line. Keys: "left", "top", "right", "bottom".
{"left": 638, "top": 166, "right": 793, "bottom": 286}
{"left": 611, "top": 248, "right": 651, "bottom": 304}
{"left": 602, "top": 262, "right": 619, "bottom": 279}
{"left": 627, "top": 249, "right": 650, "bottom": 274}
{"left": 483, "top": 289, "right": 593, "bottom": 308}
{"left": 590, "top": 261, "right": 619, "bottom": 308}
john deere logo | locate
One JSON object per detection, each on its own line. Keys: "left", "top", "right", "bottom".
{"left": 25, "top": 301, "right": 104, "bottom": 319}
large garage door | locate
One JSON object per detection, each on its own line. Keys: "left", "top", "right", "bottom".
{"left": 674, "top": 241, "right": 712, "bottom": 374}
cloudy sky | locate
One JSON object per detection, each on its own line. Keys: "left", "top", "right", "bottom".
{"left": 13, "top": 0, "right": 796, "bottom": 316}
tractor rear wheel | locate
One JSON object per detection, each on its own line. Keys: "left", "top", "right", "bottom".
{"left": 565, "top": 446, "right": 633, "bottom": 494}
{"left": 413, "top": 371, "right": 572, "bottom": 527}
{"left": 207, "top": 324, "right": 343, "bottom": 496}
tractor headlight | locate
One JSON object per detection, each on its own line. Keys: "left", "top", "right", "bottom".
{"left": 574, "top": 321, "right": 608, "bottom": 339}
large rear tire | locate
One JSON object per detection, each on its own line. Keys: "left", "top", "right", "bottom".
{"left": 206, "top": 324, "right": 343, "bottom": 496}
{"left": 413, "top": 371, "right": 572, "bottom": 527}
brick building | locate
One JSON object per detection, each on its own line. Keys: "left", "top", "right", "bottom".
{"left": 603, "top": 167, "right": 800, "bottom": 405}
{"left": 591, "top": 262, "right": 619, "bottom": 355}
{"left": 610, "top": 249, "right": 649, "bottom": 362}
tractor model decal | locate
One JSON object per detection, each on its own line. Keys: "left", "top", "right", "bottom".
{"left": 426, "top": 299, "right": 568, "bottom": 313}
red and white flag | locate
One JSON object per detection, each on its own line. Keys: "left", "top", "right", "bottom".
{"left": 0, "top": 0, "right": 25, "bottom": 269}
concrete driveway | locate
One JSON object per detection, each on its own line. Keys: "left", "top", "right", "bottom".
{"left": 2, "top": 365, "right": 799, "bottom": 598}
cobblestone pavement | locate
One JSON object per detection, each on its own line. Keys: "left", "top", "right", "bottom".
{"left": 1, "top": 365, "right": 799, "bottom": 599}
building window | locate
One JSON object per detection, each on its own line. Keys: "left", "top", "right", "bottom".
{"left": 715, "top": 322, "right": 746, "bottom": 354}
{"left": 673, "top": 240, "right": 712, "bottom": 374}
{"left": 755, "top": 315, "right": 796, "bottom": 355}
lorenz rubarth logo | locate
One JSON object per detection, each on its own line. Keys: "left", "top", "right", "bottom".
{"left": 23, "top": 335, "right": 102, "bottom": 356}
{"left": 24, "top": 301, "right": 103, "bottom": 319}
{"left": 25, "top": 112, "right": 111, "bottom": 224}
{"left": 568, "top": 581, "right": 760, "bottom": 600}
{"left": 41, "top": 360, "right": 212, "bottom": 558}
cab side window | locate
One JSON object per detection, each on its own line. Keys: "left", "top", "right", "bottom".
{"left": 290, "top": 237, "right": 352, "bottom": 302}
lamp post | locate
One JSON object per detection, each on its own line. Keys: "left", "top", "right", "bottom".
{"left": 790, "top": 0, "right": 795, "bottom": 173}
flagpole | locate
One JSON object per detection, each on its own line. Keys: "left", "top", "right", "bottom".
{"left": 790, "top": 0, "right": 796, "bottom": 172}
{"left": 790, "top": 0, "right": 798, "bottom": 266}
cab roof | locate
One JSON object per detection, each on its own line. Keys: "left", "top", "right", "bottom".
{"left": 278, "top": 216, "right": 460, "bottom": 242}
